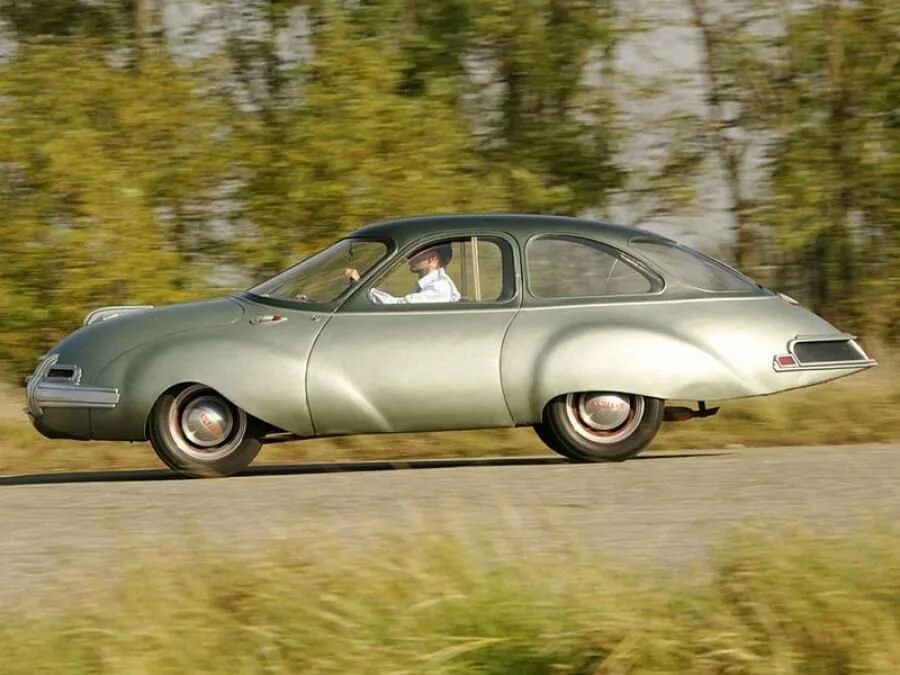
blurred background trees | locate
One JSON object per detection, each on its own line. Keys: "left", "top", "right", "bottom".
{"left": 0, "top": 0, "right": 897, "bottom": 378}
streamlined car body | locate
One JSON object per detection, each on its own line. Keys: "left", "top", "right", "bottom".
{"left": 26, "top": 214, "right": 876, "bottom": 476}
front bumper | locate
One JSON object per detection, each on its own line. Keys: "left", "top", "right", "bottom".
{"left": 26, "top": 354, "right": 119, "bottom": 419}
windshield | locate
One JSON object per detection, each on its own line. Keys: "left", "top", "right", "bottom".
{"left": 248, "top": 239, "right": 389, "bottom": 305}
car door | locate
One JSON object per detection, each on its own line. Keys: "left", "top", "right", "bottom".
{"left": 305, "top": 234, "right": 521, "bottom": 435}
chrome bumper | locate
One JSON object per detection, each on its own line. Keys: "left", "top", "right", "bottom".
{"left": 26, "top": 354, "right": 119, "bottom": 418}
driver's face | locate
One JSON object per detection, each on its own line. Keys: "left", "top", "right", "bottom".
{"left": 408, "top": 250, "right": 439, "bottom": 276}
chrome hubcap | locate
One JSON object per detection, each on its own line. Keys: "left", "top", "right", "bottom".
{"left": 566, "top": 392, "right": 644, "bottom": 444}
{"left": 181, "top": 396, "right": 234, "bottom": 447}
{"left": 577, "top": 393, "right": 632, "bottom": 430}
{"left": 168, "top": 385, "right": 247, "bottom": 461}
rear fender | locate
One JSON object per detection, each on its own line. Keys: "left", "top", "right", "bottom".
{"left": 501, "top": 296, "right": 875, "bottom": 424}
{"left": 524, "top": 327, "right": 751, "bottom": 421}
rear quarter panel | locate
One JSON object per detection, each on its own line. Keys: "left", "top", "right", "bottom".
{"left": 501, "top": 295, "right": 866, "bottom": 424}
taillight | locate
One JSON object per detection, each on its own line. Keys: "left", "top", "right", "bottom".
{"left": 774, "top": 354, "right": 798, "bottom": 368}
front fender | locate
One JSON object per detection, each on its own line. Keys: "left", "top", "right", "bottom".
{"left": 90, "top": 314, "right": 323, "bottom": 440}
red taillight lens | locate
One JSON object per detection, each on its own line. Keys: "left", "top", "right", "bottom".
{"left": 775, "top": 354, "right": 797, "bottom": 368}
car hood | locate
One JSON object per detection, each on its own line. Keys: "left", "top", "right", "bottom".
{"left": 45, "top": 298, "right": 245, "bottom": 382}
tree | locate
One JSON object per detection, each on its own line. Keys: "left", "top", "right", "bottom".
{"left": 237, "top": 10, "right": 508, "bottom": 274}
{"left": 751, "top": 0, "right": 900, "bottom": 336}
{"left": 0, "top": 41, "right": 236, "bottom": 374}
{"left": 684, "top": 0, "right": 772, "bottom": 269}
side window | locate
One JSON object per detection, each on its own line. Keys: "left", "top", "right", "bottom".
{"left": 630, "top": 240, "right": 756, "bottom": 292}
{"left": 367, "top": 236, "right": 514, "bottom": 306}
{"left": 527, "top": 236, "right": 654, "bottom": 299}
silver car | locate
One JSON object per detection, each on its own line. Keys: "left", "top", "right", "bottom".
{"left": 26, "top": 215, "right": 876, "bottom": 477}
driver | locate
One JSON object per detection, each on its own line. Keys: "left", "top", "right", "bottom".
{"left": 344, "top": 244, "right": 461, "bottom": 304}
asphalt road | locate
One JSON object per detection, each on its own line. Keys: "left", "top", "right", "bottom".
{"left": 0, "top": 443, "right": 897, "bottom": 602}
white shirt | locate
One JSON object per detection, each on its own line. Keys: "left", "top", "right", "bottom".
{"left": 369, "top": 267, "right": 461, "bottom": 305}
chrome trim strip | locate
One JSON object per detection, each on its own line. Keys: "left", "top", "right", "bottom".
{"left": 26, "top": 353, "right": 119, "bottom": 416}
{"left": 773, "top": 358, "right": 878, "bottom": 372}
{"left": 84, "top": 305, "right": 153, "bottom": 326}
{"left": 45, "top": 364, "right": 82, "bottom": 385}
{"left": 26, "top": 354, "right": 57, "bottom": 417}
{"left": 773, "top": 334, "right": 877, "bottom": 372}
{"left": 787, "top": 333, "right": 857, "bottom": 351}
{"left": 33, "top": 382, "right": 120, "bottom": 409}
{"left": 249, "top": 315, "right": 289, "bottom": 325}
{"left": 777, "top": 292, "right": 799, "bottom": 305}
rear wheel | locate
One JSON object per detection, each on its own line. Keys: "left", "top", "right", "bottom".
{"left": 534, "top": 392, "right": 663, "bottom": 462}
{"left": 148, "top": 384, "right": 262, "bottom": 478}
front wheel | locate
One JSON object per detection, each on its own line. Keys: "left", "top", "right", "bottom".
{"left": 534, "top": 392, "right": 663, "bottom": 462}
{"left": 148, "top": 384, "right": 262, "bottom": 478}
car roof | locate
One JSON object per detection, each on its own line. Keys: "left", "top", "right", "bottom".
{"left": 350, "top": 214, "right": 674, "bottom": 249}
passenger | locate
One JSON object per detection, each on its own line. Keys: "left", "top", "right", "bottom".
{"left": 344, "top": 244, "right": 461, "bottom": 304}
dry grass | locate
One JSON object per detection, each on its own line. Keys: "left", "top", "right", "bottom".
{"left": 1, "top": 356, "right": 897, "bottom": 475}
{"left": 0, "top": 525, "right": 898, "bottom": 673}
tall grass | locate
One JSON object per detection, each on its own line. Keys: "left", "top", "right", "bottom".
{"left": 1, "top": 527, "right": 898, "bottom": 673}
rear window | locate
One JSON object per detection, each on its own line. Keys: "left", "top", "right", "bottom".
{"left": 630, "top": 240, "right": 755, "bottom": 292}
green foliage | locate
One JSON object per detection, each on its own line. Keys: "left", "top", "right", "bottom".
{"left": 719, "top": 0, "right": 900, "bottom": 336}
{"left": 0, "top": 41, "right": 236, "bottom": 373}
{"left": 0, "top": 526, "right": 898, "bottom": 672}
{"left": 0, "top": 0, "right": 130, "bottom": 43}
{"left": 244, "top": 13, "right": 506, "bottom": 269}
